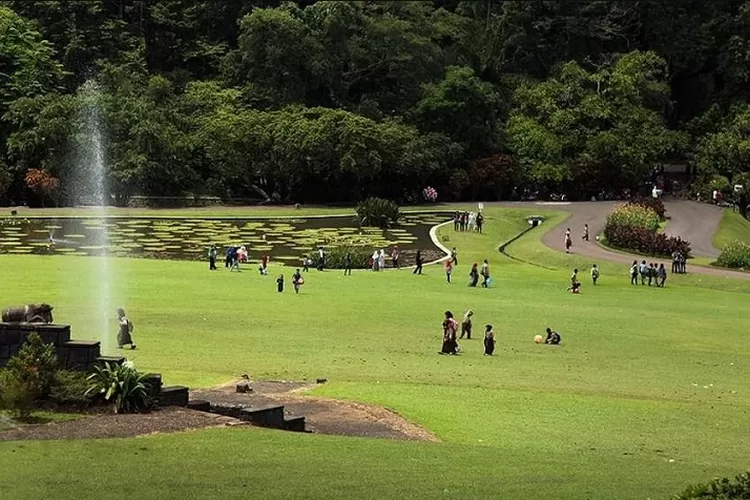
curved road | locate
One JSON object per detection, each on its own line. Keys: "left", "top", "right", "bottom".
{"left": 491, "top": 200, "right": 750, "bottom": 280}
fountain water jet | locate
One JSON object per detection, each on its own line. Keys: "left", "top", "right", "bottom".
{"left": 71, "top": 80, "right": 114, "bottom": 353}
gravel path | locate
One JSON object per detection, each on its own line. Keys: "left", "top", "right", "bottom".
{"left": 491, "top": 200, "right": 750, "bottom": 280}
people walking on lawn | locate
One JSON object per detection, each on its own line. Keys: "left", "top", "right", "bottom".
{"left": 453, "top": 211, "right": 460, "bottom": 231}
{"left": 391, "top": 245, "right": 401, "bottom": 269}
{"left": 469, "top": 262, "right": 479, "bottom": 287}
{"left": 460, "top": 310, "right": 473, "bottom": 339}
{"left": 444, "top": 259, "right": 453, "bottom": 283}
{"left": 639, "top": 260, "right": 649, "bottom": 284}
{"left": 582, "top": 224, "right": 589, "bottom": 241}
{"left": 451, "top": 247, "right": 458, "bottom": 266}
{"left": 468, "top": 212, "right": 477, "bottom": 232}
{"left": 671, "top": 251, "right": 679, "bottom": 274}
{"left": 545, "top": 327, "right": 561, "bottom": 345}
{"left": 440, "top": 311, "right": 459, "bottom": 355}
{"left": 302, "top": 254, "right": 310, "bottom": 272}
{"left": 116, "top": 308, "right": 136, "bottom": 350}
{"left": 480, "top": 259, "right": 491, "bottom": 287}
{"left": 259, "top": 254, "right": 269, "bottom": 275}
{"left": 208, "top": 244, "right": 217, "bottom": 270}
{"left": 229, "top": 246, "right": 240, "bottom": 272}
{"left": 483, "top": 325, "right": 496, "bottom": 355}
{"left": 413, "top": 250, "right": 424, "bottom": 274}
{"left": 276, "top": 274, "right": 284, "bottom": 292}
{"left": 371, "top": 250, "right": 379, "bottom": 271}
{"left": 658, "top": 263, "right": 667, "bottom": 287}
{"left": 317, "top": 247, "right": 326, "bottom": 271}
{"left": 565, "top": 229, "right": 572, "bottom": 253}
{"left": 378, "top": 249, "right": 386, "bottom": 271}
{"left": 292, "top": 269, "right": 303, "bottom": 294}
{"left": 591, "top": 264, "right": 599, "bottom": 285}
{"left": 630, "top": 260, "right": 639, "bottom": 285}
{"left": 344, "top": 252, "right": 352, "bottom": 276}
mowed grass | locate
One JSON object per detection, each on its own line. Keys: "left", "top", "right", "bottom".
{"left": 0, "top": 207, "right": 749, "bottom": 499}
{"left": 714, "top": 209, "right": 750, "bottom": 248}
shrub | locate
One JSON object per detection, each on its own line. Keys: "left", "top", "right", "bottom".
{"left": 629, "top": 197, "right": 666, "bottom": 219}
{"left": 604, "top": 224, "right": 691, "bottom": 257}
{"left": 356, "top": 197, "right": 401, "bottom": 228}
{"left": 0, "top": 369, "right": 35, "bottom": 420}
{"left": 314, "top": 245, "right": 373, "bottom": 269}
{"left": 86, "top": 362, "right": 154, "bottom": 414}
{"left": 5, "top": 332, "right": 58, "bottom": 398}
{"left": 606, "top": 204, "right": 661, "bottom": 232}
{"left": 716, "top": 240, "right": 750, "bottom": 269}
{"left": 49, "top": 370, "right": 92, "bottom": 407}
{"left": 675, "top": 471, "right": 750, "bottom": 499}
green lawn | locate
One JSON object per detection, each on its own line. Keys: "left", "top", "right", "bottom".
{"left": 714, "top": 209, "right": 750, "bottom": 249}
{"left": 0, "top": 206, "right": 748, "bottom": 499}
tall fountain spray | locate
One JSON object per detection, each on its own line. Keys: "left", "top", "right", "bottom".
{"left": 73, "top": 80, "right": 113, "bottom": 353}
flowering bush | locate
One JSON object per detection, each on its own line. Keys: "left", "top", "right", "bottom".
{"left": 628, "top": 197, "right": 666, "bottom": 219}
{"left": 603, "top": 203, "right": 691, "bottom": 257}
{"left": 422, "top": 186, "right": 438, "bottom": 202}
{"left": 716, "top": 240, "right": 750, "bottom": 269}
{"left": 606, "top": 204, "right": 661, "bottom": 232}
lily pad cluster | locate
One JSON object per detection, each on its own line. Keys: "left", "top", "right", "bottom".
{"left": 0, "top": 213, "right": 448, "bottom": 262}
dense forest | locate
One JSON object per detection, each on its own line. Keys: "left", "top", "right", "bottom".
{"left": 1, "top": 0, "right": 750, "bottom": 206}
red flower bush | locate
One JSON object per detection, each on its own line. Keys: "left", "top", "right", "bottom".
{"left": 604, "top": 223, "right": 691, "bottom": 257}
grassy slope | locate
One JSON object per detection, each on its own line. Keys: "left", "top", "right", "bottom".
{"left": 714, "top": 209, "right": 750, "bottom": 248}
{"left": 1, "top": 206, "right": 749, "bottom": 499}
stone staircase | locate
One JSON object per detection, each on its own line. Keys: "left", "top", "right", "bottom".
{"left": 0, "top": 322, "right": 305, "bottom": 432}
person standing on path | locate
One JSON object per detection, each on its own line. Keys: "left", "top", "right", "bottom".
{"left": 208, "top": 244, "right": 217, "bottom": 270}
{"left": 582, "top": 224, "right": 589, "bottom": 242}
{"left": 413, "top": 250, "right": 424, "bottom": 275}
{"left": 565, "top": 228, "right": 572, "bottom": 253}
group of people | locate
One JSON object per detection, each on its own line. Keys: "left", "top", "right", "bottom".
{"left": 441, "top": 310, "right": 562, "bottom": 356}
{"left": 564, "top": 224, "right": 590, "bottom": 253}
{"left": 671, "top": 251, "right": 688, "bottom": 274}
{"left": 370, "top": 245, "right": 401, "bottom": 271}
{"left": 276, "top": 269, "right": 304, "bottom": 294}
{"left": 630, "top": 260, "right": 668, "bottom": 287}
{"left": 208, "top": 244, "right": 271, "bottom": 274}
{"left": 567, "top": 264, "right": 599, "bottom": 293}
{"left": 453, "top": 210, "right": 485, "bottom": 233}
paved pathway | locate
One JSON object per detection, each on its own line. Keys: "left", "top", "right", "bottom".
{"left": 490, "top": 200, "right": 750, "bottom": 280}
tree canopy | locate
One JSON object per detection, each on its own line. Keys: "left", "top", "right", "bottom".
{"left": 1, "top": 0, "right": 750, "bottom": 205}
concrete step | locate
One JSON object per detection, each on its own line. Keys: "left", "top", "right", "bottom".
{"left": 239, "top": 405, "right": 285, "bottom": 429}
{"left": 159, "top": 385, "right": 189, "bottom": 407}
{"left": 187, "top": 400, "right": 211, "bottom": 412}
{"left": 283, "top": 416, "right": 306, "bottom": 432}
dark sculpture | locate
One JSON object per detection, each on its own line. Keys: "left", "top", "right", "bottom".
{"left": 1, "top": 304, "right": 54, "bottom": 323}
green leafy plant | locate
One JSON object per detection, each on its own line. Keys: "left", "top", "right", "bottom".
{"left": 716, "top": 240, "right": 750, "bottom": 270}
{"left": 5, "top": 332, "right": 58, "bottom": 398}
{"left": 86, "top": 362, "right": 153, "bottom": 414}
{"left": 0, "top": 369, "right": 35, "bottom": 420}
{"left": 356, "top": 197, "right": 401, "bottom": 228}
{"left": 674, "top": 471, "right": 750, "bottom": 499}
{"left": 49, "top": 370, "right": 92, "bottom": 407}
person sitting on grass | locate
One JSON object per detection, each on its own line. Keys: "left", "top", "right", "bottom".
{"left": 591, "top": 264, "right": 599, "bottom": 285}
{"left": 567, "top": 269, "right": 581, "bottom": 293}
{"left": 545, "top": 327, "right": 561, "bottom": 345}
{"left": 484, "top": 324, "right": 496, "bottom": 356}
{"left": 440, "top": 311, "right": 459, "bottom": 355}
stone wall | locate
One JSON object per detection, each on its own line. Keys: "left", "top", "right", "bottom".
{"left": 0, "top": 323, "right": 101, "bottom": 371}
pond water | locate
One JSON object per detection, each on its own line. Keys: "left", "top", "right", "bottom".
{"left": 0, "top": 213, "right": 449, "bottom": 263}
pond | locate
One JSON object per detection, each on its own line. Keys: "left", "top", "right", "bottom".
{"left": 0, "top": 213, "right": 450, "bottom": 264}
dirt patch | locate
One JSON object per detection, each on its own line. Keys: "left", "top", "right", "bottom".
{"left": 192, "top": 381, "right": 438, "bottom": 442}
{"left": 0, "top": 407, "right": 245, "bottom": 442}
